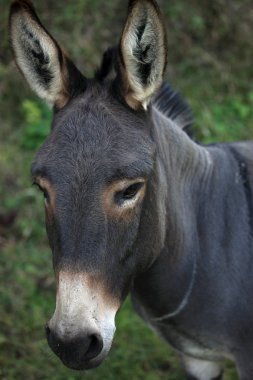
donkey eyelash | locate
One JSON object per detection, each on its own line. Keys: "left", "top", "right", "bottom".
{"left": 32, "top": 181, "right": 49, "bottom": 200}
{"left": 32, "top": 181, "right": 42, "bottom": 190}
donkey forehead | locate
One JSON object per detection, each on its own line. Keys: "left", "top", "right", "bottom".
{"left": 32, "top": 91, "right": 155, "bottom": 182}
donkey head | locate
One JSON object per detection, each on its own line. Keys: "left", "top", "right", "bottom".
{"left": 9, "top": 0, "right": 167, "bottom": 370}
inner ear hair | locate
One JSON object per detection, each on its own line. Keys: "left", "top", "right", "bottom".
{"left": 9, "top": 0, "right": 84, "bottom": 108}
{"left": 120, "top": 0, "right": 167, "bottom": 110}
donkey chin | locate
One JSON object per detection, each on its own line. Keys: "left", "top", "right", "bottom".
{"left": 45, "top": 272, "right": 118, "bottom": 370}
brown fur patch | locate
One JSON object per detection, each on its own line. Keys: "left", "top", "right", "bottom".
{"left": 55, "top": 52, "right": 71, "bottom": 109}
{"left": 101, "top": 178, "right": 146, "bottom": 221}
{"left": 34, "top": 177, "right": 56, "bottom": 223}
{"left": 55, "top": 270, "right": 120, "bottom": 310}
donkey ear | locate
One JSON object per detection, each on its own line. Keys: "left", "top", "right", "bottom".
{"left": 9, "top": 0, "right": 85, "bottom": 108}
{"left": 119, "top": 0, "right": 167, "bottom": 110}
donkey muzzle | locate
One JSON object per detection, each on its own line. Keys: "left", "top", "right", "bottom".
{"left": 46, "top": 325, "right": 104, "bottom": 369}
{"left": 47, "top": 271, "right": 119, "bottom": 369}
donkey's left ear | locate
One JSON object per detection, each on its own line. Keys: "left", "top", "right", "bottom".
{"left": 9, "top": 0, "right": 85, "bottom": 109}
{"left": 119, "top": 0, "right": 167, "bottom": 110}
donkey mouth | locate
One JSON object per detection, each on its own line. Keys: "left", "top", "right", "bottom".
{"left": 60, "top": 355, "right": 105, "bottom": 371}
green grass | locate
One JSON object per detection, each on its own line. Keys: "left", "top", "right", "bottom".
{"left": 1, "top": 0, "right": 253, "bottom": 378}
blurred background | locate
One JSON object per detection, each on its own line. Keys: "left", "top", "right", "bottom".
{"left": 0, "top": 0, "right": 252, "bottom": 379}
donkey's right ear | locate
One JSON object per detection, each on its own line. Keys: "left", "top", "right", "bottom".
{"left": 9, "top": 0, "right": 85, "bottom": 109}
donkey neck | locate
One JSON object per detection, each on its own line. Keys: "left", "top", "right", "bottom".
{"left": 132, "top": 107, "right": 213, "bottom": 321}
{"left": 151, "top": 106, "right": 213, "bottom": 251}
{"left": 152, "top": 107, "right": 212, "bottom": 183}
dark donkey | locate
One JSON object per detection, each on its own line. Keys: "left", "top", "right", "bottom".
{"left": 9, "top": 0, "right": 253, "bottom": 379}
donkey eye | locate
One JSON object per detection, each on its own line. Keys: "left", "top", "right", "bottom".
{"left": 123, "top": 183, "right": 143, "bottom": 199}
{"left": 116, "top": 182, "right": 144, "bottom": 203}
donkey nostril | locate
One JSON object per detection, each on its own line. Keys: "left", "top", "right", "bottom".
{"left": 84, "top": 333, "right": 103, "bottom": 361}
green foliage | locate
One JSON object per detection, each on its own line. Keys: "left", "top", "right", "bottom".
{"left": 194, "top": 91, "right": 253, "bottom": 143}
{"left": 21, "top": 100, "right": 51, "bottom": 150}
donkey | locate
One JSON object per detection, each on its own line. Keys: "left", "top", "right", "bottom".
{"left": 9, "top": 0, "right": 253, "bottom": 379}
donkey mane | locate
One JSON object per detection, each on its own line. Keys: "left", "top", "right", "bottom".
{"left": 153, "top": 82, "right": 193, "bottom": 133}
